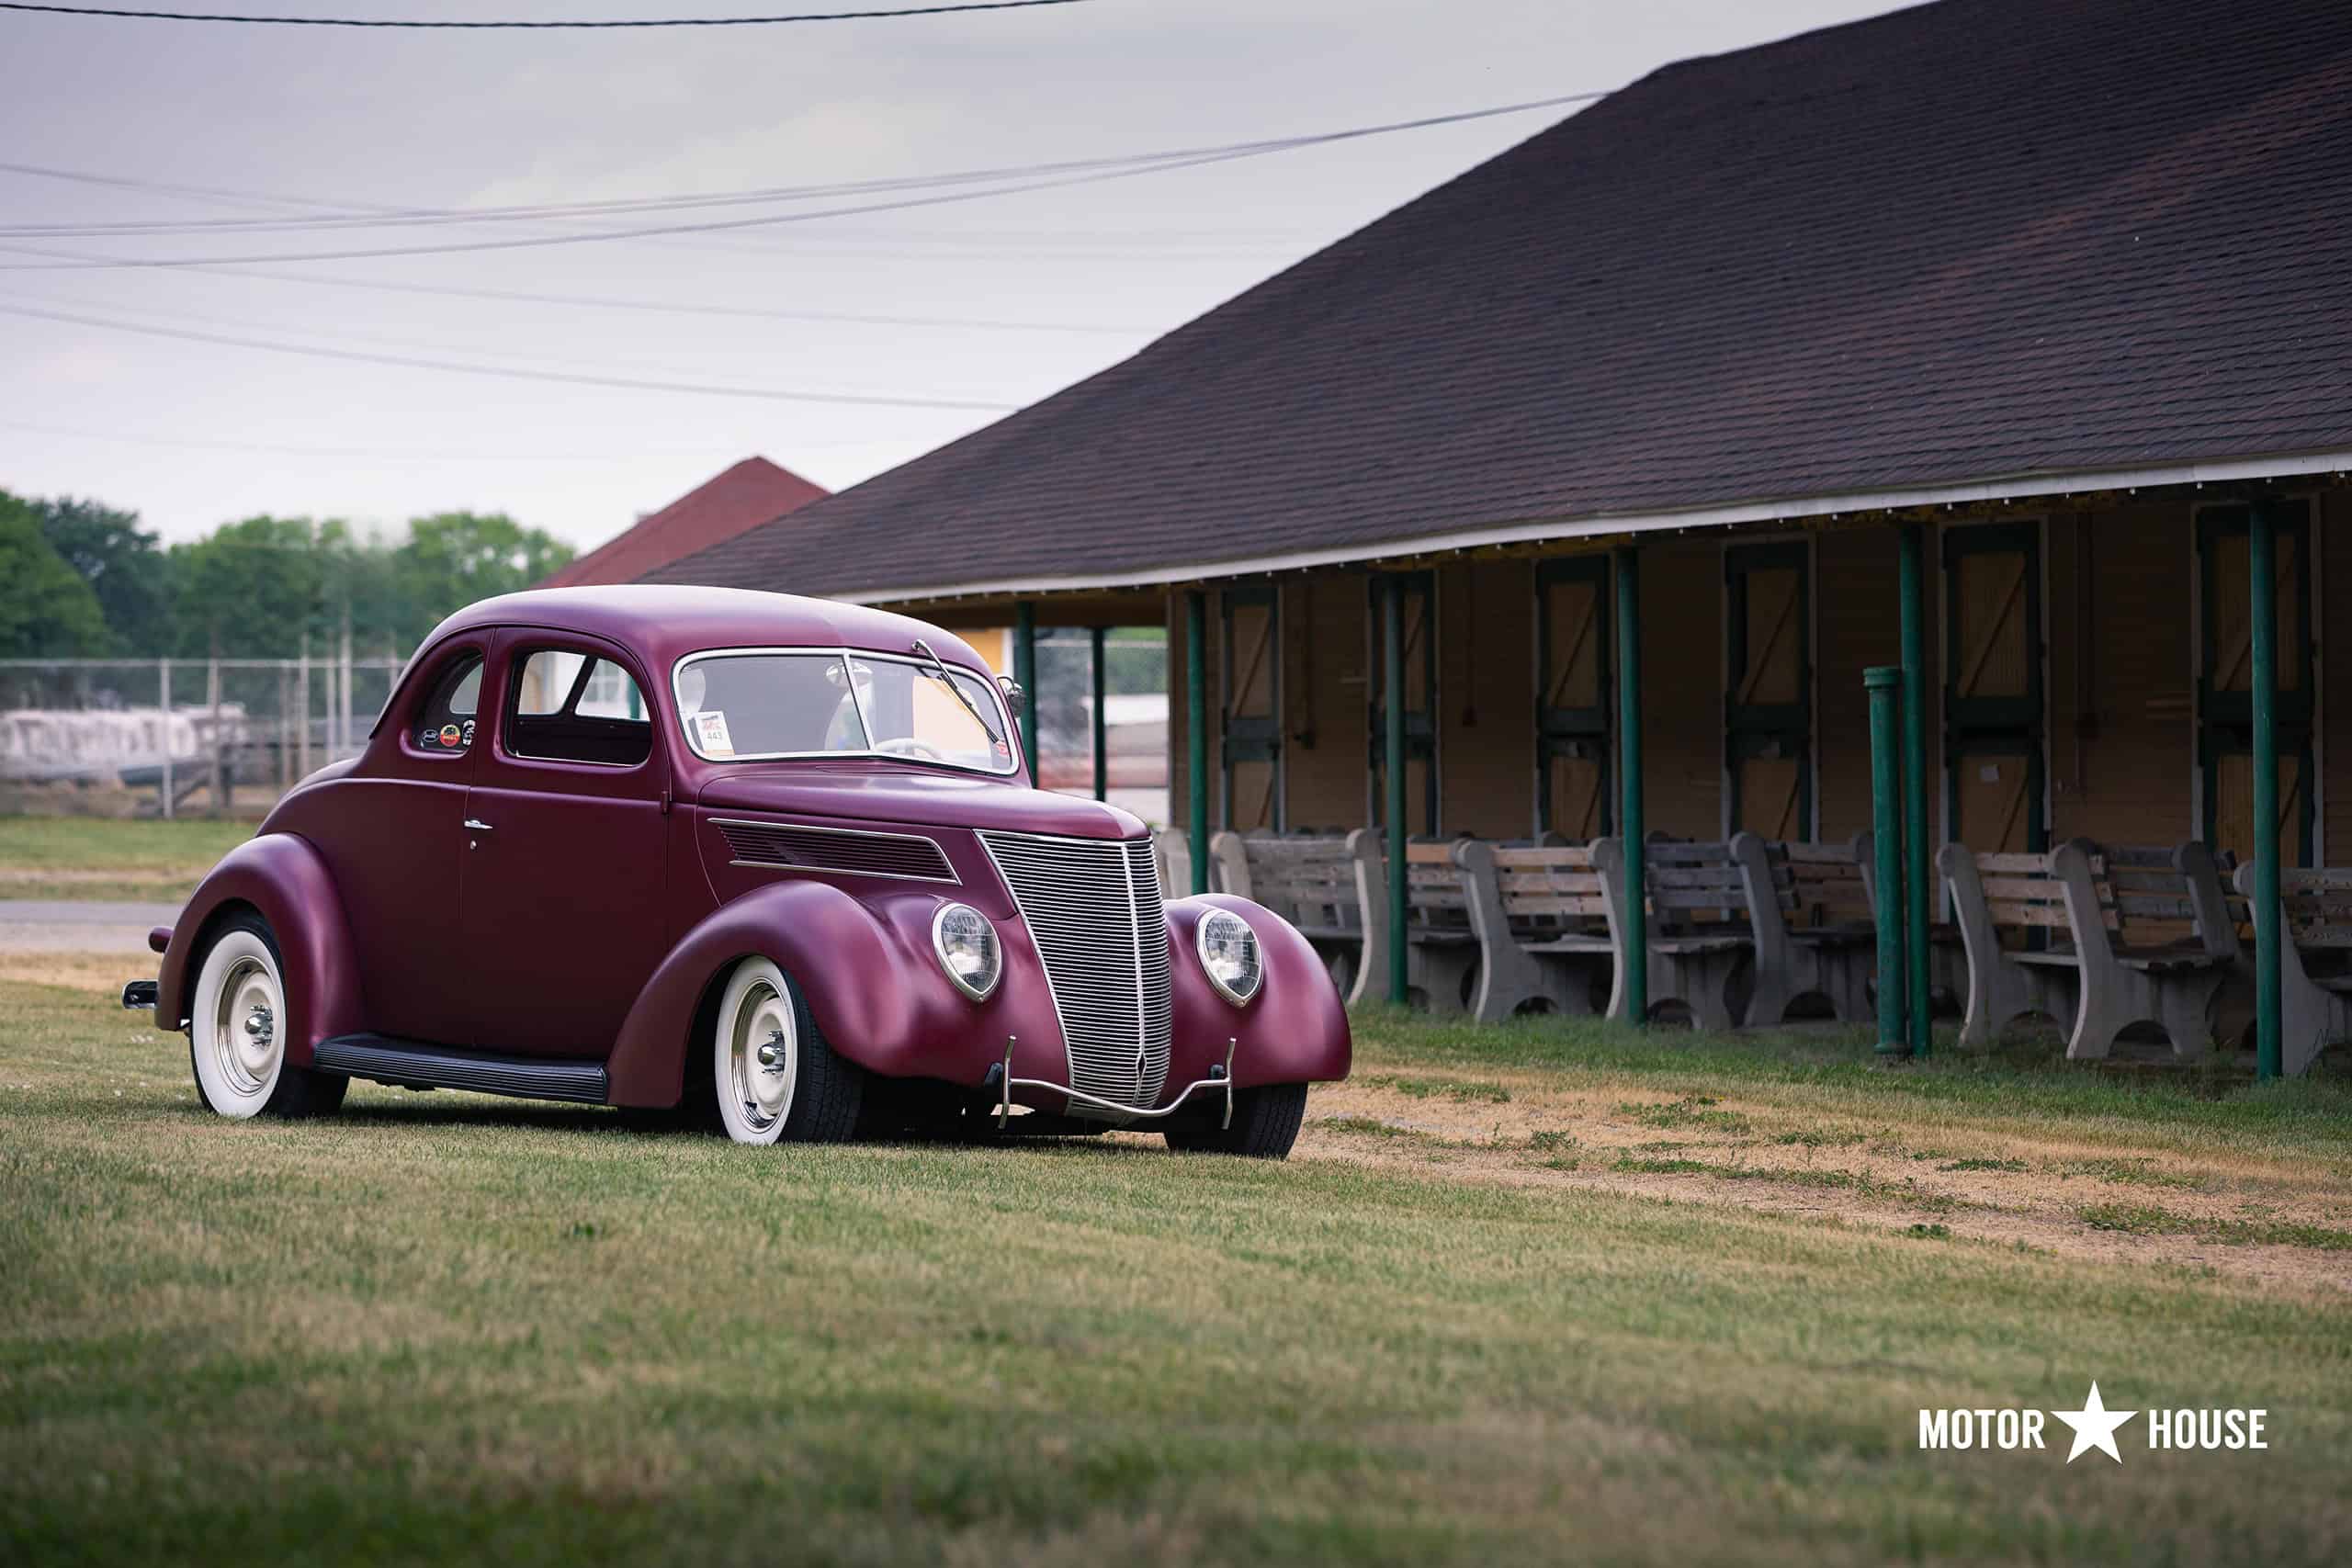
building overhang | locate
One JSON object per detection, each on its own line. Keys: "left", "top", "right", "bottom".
{"left": 837, "top": 446, "right": 2352, "bottom": 610}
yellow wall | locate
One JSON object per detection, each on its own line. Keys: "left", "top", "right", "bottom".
{"left": 1163, "top": 484, "right": 2344, "bottom": 859}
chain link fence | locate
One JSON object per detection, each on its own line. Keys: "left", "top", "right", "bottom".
{"left": 2, "top": 631, "right": 1173, "bottom": 824}
{"left": 0, "top": 658, "right": 403, "bottom": 818}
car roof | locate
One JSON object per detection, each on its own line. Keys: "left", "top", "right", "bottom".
{"left": 419, "top": 585, "right": 995, "bottom": 676}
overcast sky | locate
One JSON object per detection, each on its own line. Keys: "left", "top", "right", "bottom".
{"left": 0, "top": 0, "right": 1894, "bottom": 552}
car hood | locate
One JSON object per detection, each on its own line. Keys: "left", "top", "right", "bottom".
{"left": 697, "top": 766, "right": 1148, "bottom": 840}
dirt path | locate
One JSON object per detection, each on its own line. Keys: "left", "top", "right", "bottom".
{"left": 1293, "top": 1074, "right": 2352, "bottom": 1295}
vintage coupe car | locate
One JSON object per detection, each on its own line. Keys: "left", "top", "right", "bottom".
{"left": 126, "top": 587, "right": 1350, "bottom": 1156}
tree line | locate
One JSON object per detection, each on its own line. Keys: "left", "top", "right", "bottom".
{"left": 0, "top": 489, "right": 575, "bottom": 661}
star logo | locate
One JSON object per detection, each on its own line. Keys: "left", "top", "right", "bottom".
{"left": 2052, "top": 1382, "right": 2137, "bottom": 1464}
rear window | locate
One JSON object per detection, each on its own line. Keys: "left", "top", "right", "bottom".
{"left": 409, "top": 652, "right": 482, "bottom": 756}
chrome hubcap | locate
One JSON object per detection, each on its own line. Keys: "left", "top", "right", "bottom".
{"left": 213, "top": 958, "right": 282, "bottom": 1095}
{"left": 729, "top": 985, "right": 797, "bottom": 1133}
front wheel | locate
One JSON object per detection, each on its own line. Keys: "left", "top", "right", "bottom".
{"left": 187, "top": 912, "right": 346, "bottom": 1120}
{"left": 711, "top": 957, "right": 864, "bottom": 1145}
{"left": 1163, "top": 1082, "right": 1308, "bottom": 1159}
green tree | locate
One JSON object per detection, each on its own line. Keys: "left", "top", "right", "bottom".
{"left": 0, "top": 490, "right": 108, "bottom": 658}
{"left": 314, "top": 519, "right": 405, "bottom": 658}
{"left": 392, "top": 512, "right": 574, "bottom": 646}
{"left": 167, "top": 515, "right": 324, "bottom": 659}
{"left": 35, "top": 494, "right": 171, "bottom": 655}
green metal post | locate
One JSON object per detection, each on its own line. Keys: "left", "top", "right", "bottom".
{"left": 1615, "top": 548, "right": 1646, "bottom": 1023}
{"left": 2251, "top": 502, "right": 2283, "bottom": 1081}
{"left": 1090, "top": 626, "right": 1108, "bottom": 802}
{"left": 1384, "top": 575, "right": 1408, "bottom": 1005}
{"left": 1185, "top": 592, "right": 1209, "bottom": 896}
{"left": 1013, "top": 600, "right": 1038, "bottom": 777}
{"left": 1898, "top": 524, "right": 1931, "bottom": 1058}
{"left": 1867, "top": 667, "right": 1909, "bottom": 1055}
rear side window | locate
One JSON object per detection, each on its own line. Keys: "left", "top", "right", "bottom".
{"left": 410, "top": 653, "right": 482, "bottom": 755}
{"left": 507, "top": 649, "right": 651, "bottom": 766}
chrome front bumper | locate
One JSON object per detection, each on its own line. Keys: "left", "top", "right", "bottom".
{"left": 993, "top": 1036, "right": 1236, "bottom": 1127}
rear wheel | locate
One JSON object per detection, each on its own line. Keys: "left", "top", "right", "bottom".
{"left": 711, "top": 957, "right": 864, "bottom": 1145}
{"left": 187, "top": 913, "right": 346, "bottom": 1120}
{"left": 1163, "top": 1082, "right": 1308, "bottom": 1159}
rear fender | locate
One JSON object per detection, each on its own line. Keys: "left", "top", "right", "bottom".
{"left": 154, "top": 833, "right": 365, "bottom": 1068}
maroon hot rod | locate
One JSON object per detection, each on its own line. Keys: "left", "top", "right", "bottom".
{"left": 127, "top": 587, "right": 1350, "bottom": 1157}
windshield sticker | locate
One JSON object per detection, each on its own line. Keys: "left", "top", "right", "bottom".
{"left": 693, "top": 709, "right": 736, "bottom": 758}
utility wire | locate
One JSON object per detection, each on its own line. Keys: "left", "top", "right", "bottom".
{"left": 0, "top": 92, "right": 1607, "bottom": 245}
{"left": 177, "top": 265, "right": 1154, "bottom": 333}
{"left": 0, "top": 417, "right": 866, "bottom": 462}
{"left": 0, "top": 2, "right": 1087, "bottom": 28}
{"left": 0, "top": 299, "right": 1023, "bottom": 409}
{"left": 0, "top": 145, "right": 1284, "bottom": 268}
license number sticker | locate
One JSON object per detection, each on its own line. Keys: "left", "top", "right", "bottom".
{"left": 693, "top": 709, "right": 735, "bottom": 758}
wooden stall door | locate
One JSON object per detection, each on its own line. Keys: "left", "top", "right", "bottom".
{"left": 1537, "top": 557, "right": 1611, "bottom": 840}
{"left": 2199, "top": 503, "right": 2314, "bottom": 866}
{"left": 1367, "top": 571, "right": 1438, "bottom": 834}
{"left": 1220, "top": 584, "right": 1282, "bottom": 832}
{"left": 1725, "top": 542, "right": 1811, "bottom": 840}
{"left": 1945, "top": 524, "right": 2045, "bottom": 855}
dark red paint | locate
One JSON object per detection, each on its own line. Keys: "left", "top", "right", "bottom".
{"left": 153, "top": 586, "right": 1351, "bottom": 1113}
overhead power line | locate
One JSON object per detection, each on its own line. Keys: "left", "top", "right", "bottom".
{"left": 0, "top": 417, "right": 842, "bottom": 462}
{"left": 0, "top": 2, "right": 1087, "bottom": 28}
{"left": 184, "top": 265, "right": 1153, "bottom": 333}
{"left": 0, "top": 299, "right": 1023, "bottom": 410}
{"left": 0, "top": 92, "right": 1608, "bottom": 257}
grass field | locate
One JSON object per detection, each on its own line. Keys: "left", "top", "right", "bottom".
{"left": 5, "top": 971, "right": 2349, "bottom": 1566}
{"left": 0, "top": 818, "right": 254, "bottom": 904}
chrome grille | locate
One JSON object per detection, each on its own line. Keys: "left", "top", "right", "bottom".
{"left": 979, "top": 832, "right": 1171, "bottom": 1107}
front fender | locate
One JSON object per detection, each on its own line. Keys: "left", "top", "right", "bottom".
{"left": 154, "top": 833, "right": 364, "bottom": 1069}
{"left": 604, "top": 879, "right": 1059, "bottom": 1108}
{"left": 1164, "top": 895, "right": 1351, "bottom": 1091}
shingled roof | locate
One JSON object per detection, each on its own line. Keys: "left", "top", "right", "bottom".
{"left": 543, "top": 456, "right": 825, "bottom": 589}
{"left": 648, "top": 0, "right": 2352, "bottom": 604}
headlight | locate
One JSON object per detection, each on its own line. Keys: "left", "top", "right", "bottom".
{"left": 1195, "top": 908, "right": 1262, "bottom": 1006}
{"left": 932, "top": 903, "right": 1002, "bottom": 1000}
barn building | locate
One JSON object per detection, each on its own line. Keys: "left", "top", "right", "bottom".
{"left": 648, "top": 0, "right": 2352, "bottom": 1070}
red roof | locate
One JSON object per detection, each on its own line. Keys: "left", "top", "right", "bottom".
{"left": 541, "top": 456, "right": 826, "bottom": 589}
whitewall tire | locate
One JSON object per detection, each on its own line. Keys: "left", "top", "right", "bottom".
{"left": 187, "top": 913, "right": 345, "bottom": 1120}
{"left": 710, "top": 957, "right": 864, "bottom": 1145}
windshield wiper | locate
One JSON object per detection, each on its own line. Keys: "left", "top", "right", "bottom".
{"left": 909, "top": 638, "right": 1002, "bottom": 748}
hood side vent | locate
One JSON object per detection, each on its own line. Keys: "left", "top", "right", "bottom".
{"left": 714, "top": 818, "right": 957, "bottom": 883}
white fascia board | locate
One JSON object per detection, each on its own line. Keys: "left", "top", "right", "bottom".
{"left": 832, "top": 447, "right": 2352, "bottom": 605}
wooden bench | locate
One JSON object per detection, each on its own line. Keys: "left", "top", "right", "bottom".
{"left": 1590, "top": 837, "right": 1750, "bottom": 1030}
{"left": 1850, "top": 830, "right": 1972, "bottom": 1015}
{"left": 1453, "top": 840, "right": 1615, "bottom": 1021}
{"left": 1151, "top": 827, "right": 1193, "bottom": 901}
{"left": 1736, "top": 833, "right": 1873, "bottom": 1025}
{"left": 2231, "top": 863, "right": 2352, "bottom": 1077}
{"left": 1939, "top": 839, "right": 2231, "bottom": 1059}
{"left": 1343, "top": 830, "right": 1479, "bottom": 1014}
{"left": 1208, "top": 830, "right": 1363, "bottom": 994}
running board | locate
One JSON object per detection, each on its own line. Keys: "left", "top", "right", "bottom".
{"left": 312, "top": 1034, "right": 608, "bottom": 1104}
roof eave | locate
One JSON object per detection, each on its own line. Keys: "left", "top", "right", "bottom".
{"left": 828, "top": 446, "right": 2352, "bottom": 605}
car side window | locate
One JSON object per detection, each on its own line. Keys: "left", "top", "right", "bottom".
{"left": 410, "top": 652, "right": 483, "bottom": 756}
{"left": 507, "top": 649, "right": 652, "bottom": 767}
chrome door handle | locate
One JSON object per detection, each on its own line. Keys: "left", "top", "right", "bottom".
{"left": 462, "top": 818, "right": 493, "bottom": 832}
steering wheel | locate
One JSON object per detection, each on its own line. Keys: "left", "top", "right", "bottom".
{"left": 874, "top": 736, "right": 946, "bottom": 762}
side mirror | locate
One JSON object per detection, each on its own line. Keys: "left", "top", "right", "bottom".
{"left": 997, "top": 674, "right": 1027, "bottom": 716}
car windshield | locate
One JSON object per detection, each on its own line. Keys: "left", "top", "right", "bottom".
{"left": 673, "top": 649, "right": 1016, "bottom": 773}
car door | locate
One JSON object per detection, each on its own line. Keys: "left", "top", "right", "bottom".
{"left": 458, "top": 631, "right": 670, "bottom": 1057}
{"left": 326, "top": 639, "right": 485, "bottom": 1047}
